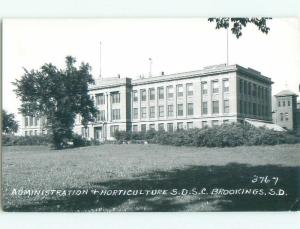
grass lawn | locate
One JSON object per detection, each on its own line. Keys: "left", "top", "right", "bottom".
{"left": 2, "top": 144, "right": 300, "bottom": 212}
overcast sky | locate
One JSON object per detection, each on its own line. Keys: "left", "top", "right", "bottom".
{"left": 2, "top": 18, "right": 300, "bottom": 123}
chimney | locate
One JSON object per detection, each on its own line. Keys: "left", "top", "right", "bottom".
{"left": 161, "top": 71, "right": 164, "bottom": 76}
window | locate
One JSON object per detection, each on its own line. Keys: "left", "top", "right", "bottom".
{"left": 212, "top": 101, "right": 219, "bottom": 114}
{"left": 149, "top": 88, "right": 155, "bottom": 100}
{"left": 177, "top": 84, "right": 183, "bottom": 97}
{"left": 133, "top": 108, "right": 138, "bottom": 119}
{"left": 240, "top": 100, "right": 243, "bottom": 114}
{"left": 110, "top": 125, "right": 119, "bottom": 137}
{"left": 29, "top": 116, "right": 33, "bottom": 126}
{"left": 149, "top": 124, "right": 155, "bottom": 130}
{"left": 97, "top": 110, "right": 105, "bottom": 121}
{"left": 141, "top": 107, "right": 147, "bottom": 119}
{"left": 141, "top": 89, "right": 147, "bottom": 101}
{"left": 202, "top": 102, "right": 208, "bottom": 115}
{"left": 248, "top": 83, "right": 251, "bottom": 96}
{"left": 223, "top": 79, "right": 229, "bottom": 92}
{"left": 258, "top": 86, "right": 261, "bottom": 98}
{"left": 177, "top": 104, "right": 183, "bottom": 116}
{"left": 167, "top": 105, "right": 174, "bottom": 117}
{"left": 278, "top": 101, "right": 281, "bottom": 107}
{"left": 25, "top": 117, "right": 29, "bottom": 127}
{"left": 244, "top": 81, "right": 247, "bottom": 95}
{"left": 34, "top": 130, "right": 38, "bottom": 135}
{"left": 29, "top": 130, "right": 33, "bottom": 136}
{"left": 177, "top": 122, "right": 183, "bottom": 130}
{"left": 96, "top": 93, "right": 105, "bottom": 105}
{"left": 158, "top": 87, "right": 164, "bottom": 100}
{"left": 280, "top": 113, "right": 284, "bottom": 121}
{"left": 253, "top": 103, "right": 257, "bottom": 115}
{"left": 202, "top": 82, "right": 208, "bottom": 95}
{"left": 34, "top": 118, "right": 38, "bottom": 126}
{"left": 141, "top": 124, "right": 147, "bottom": 132}
{"left": 253, "top": 84, "right": 257, "bottom": 97}
{"left": 285, "top": 112, "right": 289, "bottom": 121}
{"left": 283, "top": 101, "right": 286, "bottom": 107}
{"left": 187, "top": 103, "right": 194, "bottom": 115}
{"left": 158, "top": 123, "right": 164, "bottom": 131}
{"left": 240, "top": 80, "right": 243, "bottom": 94}
{"left": 167, "top": 123, "right": 173, "bottom": 132}
{"left": 223, "top": 120, "right": 229, "bottom": 124}
{"left": 158, "top": 106, "right": 164, "bottom": 117}
{"left": 132, "top": 125, "right": 138, "bottom": 132}
{"left": 186, "top": 83, "right": 193, "bottom": 96}
{"left": 244, "top": 101, "right": 248, "bottom": 114}
{"left": 112, "top": 109, "right": 120, "bottom": 120}
{"left": 25, "top": 131, "right": 28, "bottom": 136}
{"left": 288, "top": 100, "right": 290, "bottom": 106}
{"left": 224, "top": 100, "right": 229, "bottom": 113}
{"left": 111, "top": 92, "right": 120, "bottom": 103}
{"left": 212, "top": 81, "right": 219, "bottom": 93}
{"left": 202, "top": 121, "right": 208, "bottom": 128}
{"left": 212, "top": 120, "right": 219, "bottom": 127}
{"left": 167, "top": 86, "right": 174, "bottom": 98}
{"left": 149, "top": 106, "right": 155, "bottom": 118}
{"left": 81, "top": 127, "right": 89, "bottom": 138}
{"left": 248, "top": 102, "right": 252, "bottom": 115}
{"left": 187, "top": 122, "right": 193, "bottom": 129}
{"left": 133, "top": 90, "right": 138, "bottom": 102}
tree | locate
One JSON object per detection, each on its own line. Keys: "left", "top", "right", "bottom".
{"left": 13, "top": 56, "right": 98, "bottom": 149}
{"left": 2, "top": 110, "right": 19, "bottom": 134}
{"left": 208, "top": 17, "right": 272, "bottom": 38}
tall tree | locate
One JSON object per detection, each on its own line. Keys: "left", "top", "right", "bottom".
{"left": 208, "top": 17, "right": 272, "bottom": 38}
{"left": 2, "top": 110, "right": 19, "bottom": 134}
{"left": 13, "top": 56, "right": 98, "bottom": 149}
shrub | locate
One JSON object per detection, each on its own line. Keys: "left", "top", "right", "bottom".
{"left": 2, "top": 134, "right": 52, "bottom": 146}
{"left": 113, "top": 123, "right": 300, "bottom": 148}
{"left": 71, "top": 134, "right": 91, "bottom": 148}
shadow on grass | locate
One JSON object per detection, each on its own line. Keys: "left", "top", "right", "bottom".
{"left": 3, "top": 163, "right": 300, "bottom": 212}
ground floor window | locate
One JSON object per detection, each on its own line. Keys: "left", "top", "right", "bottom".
{"left": 167, "top": 123, "right": 173, "bottom": 132}
{"left": 149, "top": 124, "right": 155, "bottom": 130}
{"left": 212, "top": 120, "right": 219, "bottom": 127}
{"left": 132, "top": 125, "right": 138, "bottom": 132}
{"left": 81, "top": 127, "right": 89, "bottom": 138}
{"left": 187, "top": 122, "right": 193, "bottom": 129}
{"left": 110, "top": 125, "right": 119, "bottom": 137}
{"left": 177, "top": 122, "right": 183, "bottom": 130}
{"left": 202, "top": 121, "right": 208, "bottom": 128}
{"left": 141, "top": 124, "right": 147, "bottom": 132}
{"left": 158, "top": 123, "right": 164, "bottom": 131}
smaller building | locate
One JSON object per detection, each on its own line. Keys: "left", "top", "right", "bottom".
{"left": 272, "top": 90, "right": 299, "bottom": 131}
{"left": 20, "top": 116, "right": 48, "bottom": 136}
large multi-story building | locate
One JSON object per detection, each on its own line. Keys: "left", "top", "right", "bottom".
{"left": 20, "top": 64, "right": 274, "bottom": 140}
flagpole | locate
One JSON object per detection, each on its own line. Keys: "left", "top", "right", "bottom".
{"left": 149, "top": 58, "right": 152, "bottom": 77}
{"left": 99, "top": 42, "right": 102, "bottom": 78}
{"left": 226, "top": 28, "right": 229, "bottom": 66}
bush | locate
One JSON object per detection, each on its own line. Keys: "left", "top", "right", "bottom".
{"left": 2, "top": 134, "right": 52, "bottom": 146}
{"left": 71, "top": 134, "right": 91, "bottom": 148}
{"left": 113, "top": 123, "right": 300, "bottom": 148}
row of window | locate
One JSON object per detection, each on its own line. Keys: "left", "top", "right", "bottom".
{"left": 132, "top": 100, "right": 229, "bottom": 119}
{"left": 278, "top": 100, "right": 291, "bottom": 107}
{"left": 133, "top": 80, "right": 229, "bottom": 102}
{"left": 95, "top": 92, "right": 120, "bottom": 105}
{"left": 95, "top": 109, "right": 120, "bottom": 121}
{"left": 25, "top": 116, "right": 39, "bottom": 127}
{"left": 24, "top": 130, "right": 39, "bottom": 136}
{"left": 239, "top": 100, "right": 269, "bottom": 117}
{"left": 132, "top": 119, "right": 230, "bottom": 132}
{"left": 239, "top": 79, "right": 268, "bottom": 99}
{"left": 279, "top": 112, "right": 289, "bottom": 121}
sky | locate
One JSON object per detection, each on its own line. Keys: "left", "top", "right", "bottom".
{"left": 2, "top": 18, "right": 300, "bottom": 124}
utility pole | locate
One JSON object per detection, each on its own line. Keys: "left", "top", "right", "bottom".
{"left": 226, "top": 27, "right": 229, "bottom": 66}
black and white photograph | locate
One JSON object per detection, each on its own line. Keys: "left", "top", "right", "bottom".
{"left": 1, "top": 18, "right": 300, "bottom": 212}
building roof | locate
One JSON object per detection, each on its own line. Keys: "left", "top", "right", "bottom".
{"left": 275, "top": 89, "right": 298, "bottom": 97}
{"left": 245, "top": 119, "right": 286, "bottom": 132}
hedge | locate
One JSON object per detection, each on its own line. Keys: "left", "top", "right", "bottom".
{"left": 114, "top": 123, "right": 300, "bottom": 147}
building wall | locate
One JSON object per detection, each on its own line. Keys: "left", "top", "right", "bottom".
{"left": 273, "top": 95, "right": 297, "bottom": 130}
{"left": 20, "top": 64, "right": 273, "bottom": 140}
